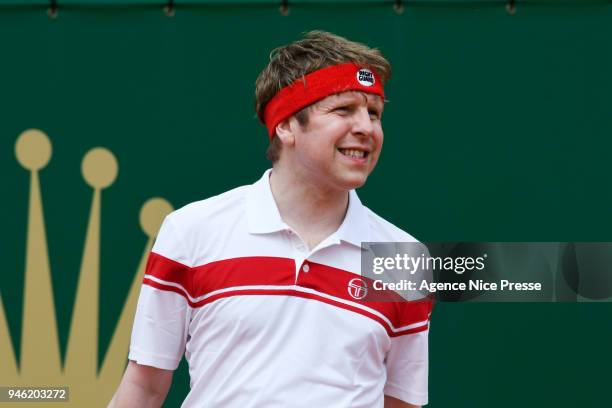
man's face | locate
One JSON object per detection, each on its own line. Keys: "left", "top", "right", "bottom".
{"left": 287, "top": 91, "right": 384, "bottom": 191}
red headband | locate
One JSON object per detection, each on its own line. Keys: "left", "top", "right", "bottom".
{"left": 263, "top": 63, "right": 385, "bottom": 140}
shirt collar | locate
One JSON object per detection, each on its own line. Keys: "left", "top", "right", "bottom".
{"left": 335, "top": 189, "right": 371, "bottom": 247}
{"left": 247, "top": 169, "right": 288, "bottom": 234}
{"left": 246, "top": 169, "right": 371, "bottom": 247}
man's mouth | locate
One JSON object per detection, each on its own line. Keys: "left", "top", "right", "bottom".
{"left": 337, "top": 148, "right": 369, "bottom": 159}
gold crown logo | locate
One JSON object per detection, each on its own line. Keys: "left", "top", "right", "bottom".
{"left": 0, "top": 129, "right": 173, "bottom": 407}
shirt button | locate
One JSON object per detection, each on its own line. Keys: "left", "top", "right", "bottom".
{"left": 302, "top": 263, "right": 310, "bottom": 273}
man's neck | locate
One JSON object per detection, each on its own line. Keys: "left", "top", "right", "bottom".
{"left": 269, "top": 166, "right": 349, "bottom": 250}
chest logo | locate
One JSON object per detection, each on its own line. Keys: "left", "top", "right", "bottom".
{"left": 347, "top": 278, "right": 368, "bottom": 300}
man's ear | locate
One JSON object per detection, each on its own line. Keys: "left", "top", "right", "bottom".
{"left": 275, "top": 118, "right": 296, "bottom": 147}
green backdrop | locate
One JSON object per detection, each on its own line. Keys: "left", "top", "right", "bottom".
{"left": 1, "top": 1, "right": 611, "bottom": 406}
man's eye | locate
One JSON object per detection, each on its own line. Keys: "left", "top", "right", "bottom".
{"left": 333, "top": 106, "right": 350, "bottom": 114}
{"left": 369, "top": 110, "right": 381, "bottom": 120}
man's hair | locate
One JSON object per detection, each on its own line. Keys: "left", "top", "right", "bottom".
{"left": 255, "top": 31, "right": 392, "bottom": 162}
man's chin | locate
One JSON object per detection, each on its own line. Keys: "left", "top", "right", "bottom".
{"left": 337, "top": 174, "right": 368, "bottom": 190}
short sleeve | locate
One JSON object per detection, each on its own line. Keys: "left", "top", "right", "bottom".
{"left": 128, "top": 215, "right": 192, "bottom": 370}
{"left": 384, "top": 328, "right": 430, "bottom": 406}
{"left": 383, "top": 240, "right": 433, "bottom": 405}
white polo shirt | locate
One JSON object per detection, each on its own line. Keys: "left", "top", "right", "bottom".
{"left": 129, "top": 170, "right": 433, "bottom": 407}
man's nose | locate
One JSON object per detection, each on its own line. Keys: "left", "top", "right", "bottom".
{"left": 351, "top": 107, "right": 374, "bottom": 137}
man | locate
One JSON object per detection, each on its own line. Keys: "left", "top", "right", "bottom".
{"left": 109, "top": 31, "right": 432, "bottom": 408}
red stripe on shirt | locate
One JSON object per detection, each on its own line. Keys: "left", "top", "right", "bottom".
{"left": 144, "top": 253, "right": 432, "bottom": 336}
{"left": 144, "top": 252, "right": 192, "bottom": 293}
{"left": 297, "top": 261, "right": 433, "bottom": 329}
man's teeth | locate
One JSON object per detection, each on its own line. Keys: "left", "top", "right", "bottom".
{"left": 339, "top": 149, "right": 366, "bottom": 159}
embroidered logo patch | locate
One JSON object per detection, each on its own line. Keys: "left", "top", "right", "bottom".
{"left": 347, "top": 278, "right": 368, "bottom": 300}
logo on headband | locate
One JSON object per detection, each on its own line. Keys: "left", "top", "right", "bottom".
{"left": 356, "top": 68, "right": 375, "bottom": 87}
